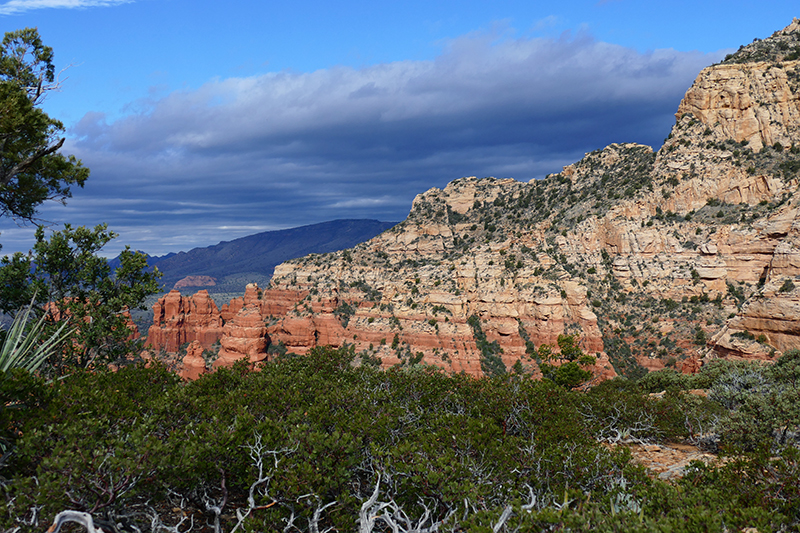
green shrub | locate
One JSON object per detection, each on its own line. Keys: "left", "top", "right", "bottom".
{"left": 637, "top": 368, "right": 690, "bottom": 393}
{"left": 4, "top": 346, "right": 800, "bottom": 531}
{"left": 467, "top": 315, "right": 506, "bottom": 377}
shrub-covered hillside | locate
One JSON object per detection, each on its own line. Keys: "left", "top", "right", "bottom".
{"left": 2, "top": 348, "right": 800, "bottom": 532}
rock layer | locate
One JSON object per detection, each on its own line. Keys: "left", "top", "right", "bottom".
{"left": 213, "top": 289, "right": 270, "bottom": 369}
{"left": 676, "top": 60, "right": 800, "bottom": 152}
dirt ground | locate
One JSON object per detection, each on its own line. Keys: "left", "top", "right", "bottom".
{"left": 616, "top": 442, "right": 718, "bottom": 480}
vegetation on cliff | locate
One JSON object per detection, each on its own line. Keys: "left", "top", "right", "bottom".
{"left": 721, "top": 18, "right": 800, "bottom": 64}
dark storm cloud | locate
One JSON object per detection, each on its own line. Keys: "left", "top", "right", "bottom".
{"left": 5, "top": 29, "right": 723, "bottom": 256}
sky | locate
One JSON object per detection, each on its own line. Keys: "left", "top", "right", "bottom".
{"left": 0, "top": 1, "right": 797, "bottom": 257}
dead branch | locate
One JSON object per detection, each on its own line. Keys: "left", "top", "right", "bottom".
{"left": 46, "top": 511, "right": 104, "bottom": 533}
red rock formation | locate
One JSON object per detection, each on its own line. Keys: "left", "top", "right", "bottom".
{"left": 255, "top": 284, "right": 608, "bottom": 378}
{"left": 220, "top": 283, "right": 261, "bottom": 320}
{"left": 266, "top": 316, "right": 324, "bottom": 354}
{"left": 181, "top": 340, "right": 207, "bottom": 380}
{"left": 680, "top": 357, "right": 702, "bottom": 375}
{"left": 174, "top": 275, "right": 217, "bottom": 290}
{"left": 147, "top": 290, "right": 224, "bottom": 352}
{"left": 213, "top": 305, "right": 270, "bottom": 369}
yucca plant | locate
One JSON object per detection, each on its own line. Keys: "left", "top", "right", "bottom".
{"left": 0, "top": 296, "right": 72, "bottom": 373}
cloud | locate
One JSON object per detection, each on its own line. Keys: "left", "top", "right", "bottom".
{"left": 4, "top": 28, "right": 724, "bottom": 256}
{"left": 0, "top": 0, "right": 131, "bottom": 15}
{"left": 327, "top": 197, "right": 397, "bottom": 209}
{"left": 76, "top": 30, "right": 711, "bottom": 155}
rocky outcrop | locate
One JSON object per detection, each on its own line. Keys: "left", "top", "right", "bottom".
{"left": 213, "top": 286, "right": 270, "bottom": 369}
{"left": 708, "top": 276, "right": 800, "bottom": 360}
{"left": 678, "top": 19, "right": 800, "bottom": 152}
{"left": 174, "top": 275, "right": 217, "bottom": 290}
{"left": 679, "top": 357, "right": 702, "bottom": 375}
{"left": 257, "top": 179, "right": 613, "bottom": 377}
{"left": 180, "top": 340, "right": 207, "bottom": 380}
{"left": 146, "top": 290, "right": 224, "bottom": 352}
{"left": 676, "top": 61, "right": 800, "bottom": 152}
{"left": 145, "top": 21, "right": 800, "bottom": 379}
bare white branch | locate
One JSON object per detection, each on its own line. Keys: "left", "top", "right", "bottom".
{"left": 357, "top": 474, "right": 456, "bottom": 533}
{"left": 492, "top": 505, "right": 513, "bottom": 533}
{"left": 309, "top": 500, "right": 337, "bottom": 533}
{"left": 46, "top": 511, "right": 104, "bottom": 533}
{"left": 229, "top": 433, "right": 296, "bottom": 533}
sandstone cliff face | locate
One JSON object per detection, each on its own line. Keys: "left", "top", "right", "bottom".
{"left": 213, "top": 306, "right": 269, "bottom": 369}
{"left": 148, "top": 285, "right": 273, "bottom": 373}
{"left": 261, "top": 177, "right": 613, "bottom": 377}
{"left": 146, "top": 290, "right": 224, "bottom": 352}
{"left": 147, "top": 21, "right": 800, "bottom": 379}
{"left": 676, "top": 61, "right": 800, "bottom": 152}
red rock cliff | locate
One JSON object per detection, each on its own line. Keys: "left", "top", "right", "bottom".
{"left": 146, "top": 290, "right": 224, "bottom": 352}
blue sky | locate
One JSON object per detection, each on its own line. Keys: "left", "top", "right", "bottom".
{"left": 0, "top": 0, "right": 797, "bottom": 256}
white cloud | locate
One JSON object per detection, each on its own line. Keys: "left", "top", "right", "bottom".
{"left": 0, "top": 0, "right": 131, "bottom": 15}
{"left": 327, "top": 197, "right": 397, "bottom": 209}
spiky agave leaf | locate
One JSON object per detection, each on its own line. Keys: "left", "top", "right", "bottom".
{"left": 0, "top": 295, "right": 72, "bottom": 373}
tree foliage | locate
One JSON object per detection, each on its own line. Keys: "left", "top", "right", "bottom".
{"left": 0, "top": 29, "right": 160, "bottom": 375}
{"left": 538, "top": 334, "right": 596, "bottom": 388}
{"left": 0, "top": 28, "right": 88, "bottom": 224}
{"left": 640, "top": 351, "right": 800, "bottom": 454}
{"left": 0, "top": 224, "right": 161, "bottom": 372}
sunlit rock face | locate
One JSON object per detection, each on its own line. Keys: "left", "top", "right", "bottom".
{"left": 180, "top": 340, "right": 207, "bottom": 380}
{"left": 146, "top": 290, "right": 224, "bottom": 352}
{"left": 213, "top": 302, "right": 270, "bottom": 370}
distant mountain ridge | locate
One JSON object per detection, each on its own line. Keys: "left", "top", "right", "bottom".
{"left": 126, "top": 219, "right": 397, "bottom": 293}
